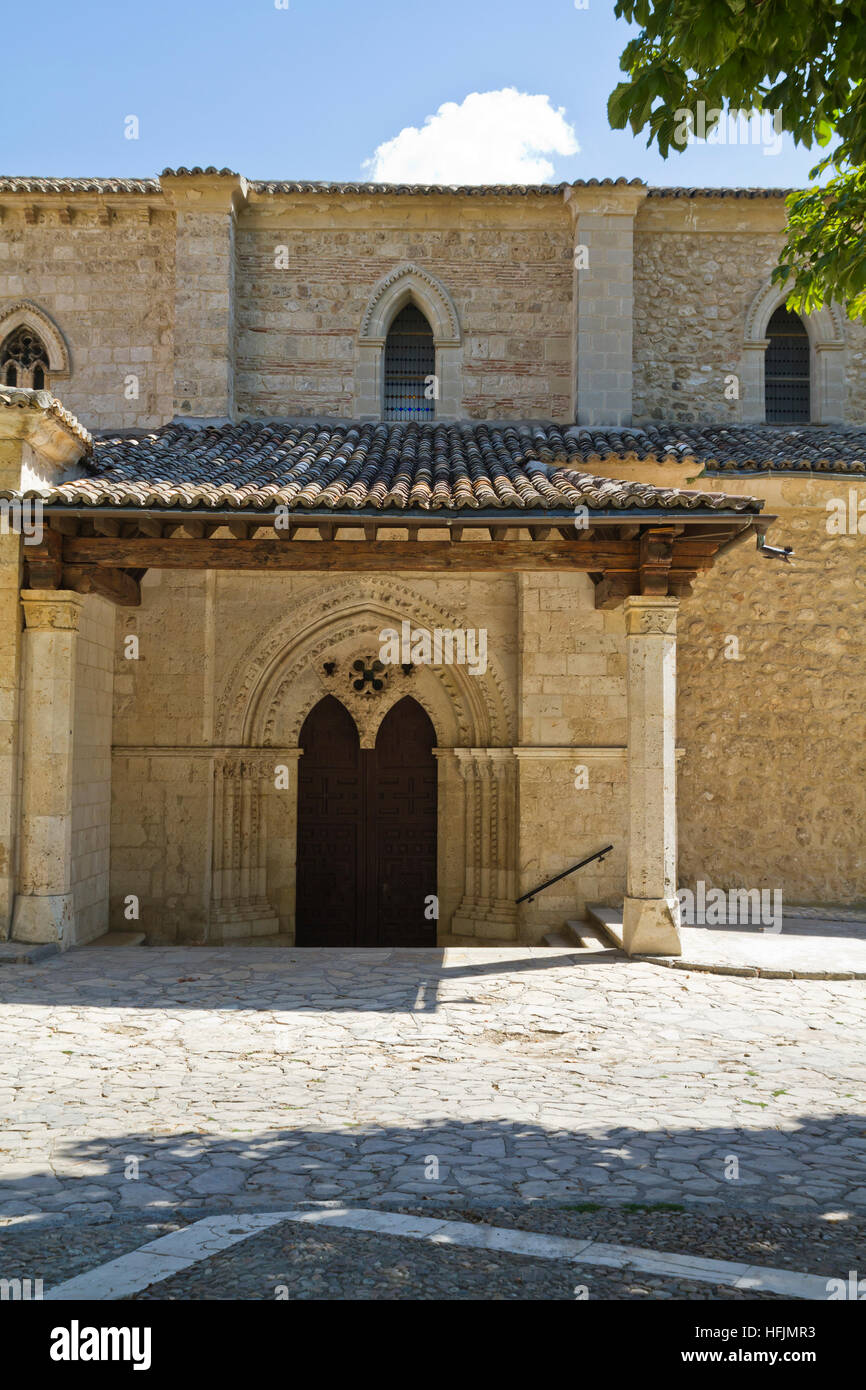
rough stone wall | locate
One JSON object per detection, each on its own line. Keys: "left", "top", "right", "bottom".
{"left": 0, "top": 205, "right": 175, "bottom": 431}
{"left": 633, "top": 211, "right": 866, "bottom": 426}
{"left": 678, "top": 478, "right": 866, "bottom": 905}
{"left": 234, "top": 195, "right": 573, "bottom": 420}
{"left": 70, "top": 595, "right": 115, "bottom": 943}
{"left": 633, "top": 227, "right": 783, "bottom": 423}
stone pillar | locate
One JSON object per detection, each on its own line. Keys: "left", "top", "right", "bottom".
{"left": 564, "top": 182, "right": 647, "bottom": 426}
{"left": 622, "top": 595, "right": 681, "bottom": 955}
{"left": 12, "top": 591, "right": 84, "bottom": 944}
{"left": 160, "top": 171, "right": 248, "bottom": 419}
{"left": 0, "top": 388, "right": 90, "bottom": 938}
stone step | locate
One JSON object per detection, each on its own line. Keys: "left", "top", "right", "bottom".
{"left": 81, "top": 931, "right": 146, "bottom": 948}
{"left": 541, "top": 930, "right": 579, "bottom": 948}
{"left": 583, "top": 904, "right": 625, "bottom": 949}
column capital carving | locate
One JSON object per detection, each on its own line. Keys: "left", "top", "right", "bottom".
{"left": 20, "top": 589, "right": 84, "bottom": 631}
{"left": 624, "top": 595, "right": 679, "bottom": 637}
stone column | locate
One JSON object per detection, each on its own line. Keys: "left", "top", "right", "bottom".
{"left": 0, "top": 390, "right": 90, "bottom": 939}
{"left": 564, "top": 182, "right": 647, "bottom": 426}
{"left": 622, "top": 595, "right": 681, "bottom": 955}
{"left": 12, "top": 591, "right": 84, "bottom": 944}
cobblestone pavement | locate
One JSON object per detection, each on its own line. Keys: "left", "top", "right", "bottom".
{"left": 1, "top": 945, "right": 864, "bottom": 1230}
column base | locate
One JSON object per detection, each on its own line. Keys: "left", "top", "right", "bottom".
{"left": 623, "top": 896, "right": 682, "bottom": 956}
{"left": 12, "top": 892, "right": 74, "bottom": 945}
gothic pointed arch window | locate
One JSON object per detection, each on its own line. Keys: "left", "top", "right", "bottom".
{"left": 765, "top": 306, "right": 810, "bottom": 423}
{"left": 383, "top": 303, "right": 436, "bottom": 421}
{"left": 1, "top": 323, "right": 51, "bottom": 390}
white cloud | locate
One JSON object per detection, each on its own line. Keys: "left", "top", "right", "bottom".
{"left": 362, "top": 88, "right": 579, "bottom": 184}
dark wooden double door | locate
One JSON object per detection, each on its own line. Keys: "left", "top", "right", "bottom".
{"left": 295, "top": 695, "right": 437, "bottom": 947}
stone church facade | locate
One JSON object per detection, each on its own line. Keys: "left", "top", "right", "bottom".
{"left": 0, "top": 169, "right": 864, "bottom": 955}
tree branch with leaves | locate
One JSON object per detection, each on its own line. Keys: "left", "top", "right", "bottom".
{"left": 608, "top": 0, "right": 866, "bottom": 319}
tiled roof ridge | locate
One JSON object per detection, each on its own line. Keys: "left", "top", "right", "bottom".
{"left": 0, "top": 177, "right": 162, "bottom": 194}
{"left": 0, "top": 173, "right": 795, "bottom": 199}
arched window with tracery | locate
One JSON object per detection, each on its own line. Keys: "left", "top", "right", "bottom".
{"left": 764, "top": 306, "right": 810, "bottom": 423}
{"left": 383, "top": 304, "right": 435, "bottom": 421}
{"left": 1, "top": 324, "right": 51, "bottom": 390}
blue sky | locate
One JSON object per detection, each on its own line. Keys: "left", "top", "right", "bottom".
{"left": 7, "top": 0, "right": 820, "bottom": 187}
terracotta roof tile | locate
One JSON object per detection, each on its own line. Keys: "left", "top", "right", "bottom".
{"left": 33, "top": 419, "right": 775, "bottom": 515}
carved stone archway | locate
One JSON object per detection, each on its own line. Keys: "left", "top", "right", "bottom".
{"left": 0, "top": 301, "right": 71, "bottom": 382}
{"left": 355, "top": 263, "right": 463, "bottom": 420}
{"left": 212, "top": 578, "right": 517, "bottom": 942}
{"left": 740, "top": 281, "right": 846, "bottom": 424}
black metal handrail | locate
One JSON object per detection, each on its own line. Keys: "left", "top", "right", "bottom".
{"left": 516, "top": 845, "right": 614, "bottom": 904}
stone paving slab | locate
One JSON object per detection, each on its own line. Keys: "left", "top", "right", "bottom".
{"left": 0, "top": 945, "right": 864, "bottom": 1226}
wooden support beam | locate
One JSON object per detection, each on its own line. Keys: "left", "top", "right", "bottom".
{"left": 62, "top": 536, "right": 650, "bottom": 573}
{"left": 61, "top": 565, "right": 141, "bottom": 607}
{"left": 92, "top": 516, "right": 122, "bottom": 538}
{"left": 135, "top": 517, "right": 163, "bottom": 538}
{"left": 47, "top": 515, "right": 79, "bottom": 537}
{"left": 592, "top": 574, "right": 638, "bottom": 609}
{"left": 24, "top": 529, "right": 63, "bottom": 587}
{"left": 639, "top": 526, "right": 677, "bottom": 596}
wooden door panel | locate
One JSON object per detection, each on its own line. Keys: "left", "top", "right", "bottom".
{"left": 370, "top": 699, "right": 437, "bottom": 947}
{"left": 296, "top": 696, "right": 363, "bottom": 946}
{"left": 295, "top": 694, "right": 437, "bottom": 947}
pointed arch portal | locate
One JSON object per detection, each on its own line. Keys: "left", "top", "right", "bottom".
{"left": 295, "top": 694, "right": 437, "bottom": 946}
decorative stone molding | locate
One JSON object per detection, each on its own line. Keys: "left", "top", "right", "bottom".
{"left": 624, "top": 596, "right": 678, "bottom": 637}
{"left": 215, "top": 576, "right": 512, "bottom": 749}
{"left": 356, "top": 263, "right": 463, "bottom": 420}
{"left": 210, "top": 749, "right": 280, "bottom": 940}
{"left": 20, "top": 589, "right": 84, "bottom": 631}
{"left": 0, "top": 301, "right": 70, "bottom": 378}
{"left": 359, "top": 263, "right": 461, "bottom": 346}
{"left": 316, "top": 652, "right": 419, "bottom": 747}
{"left": 450, "top": 748, "right": 518, "bottom": 940}
{"left": 740, "top": 281, "right": 847, "bottom": 424}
